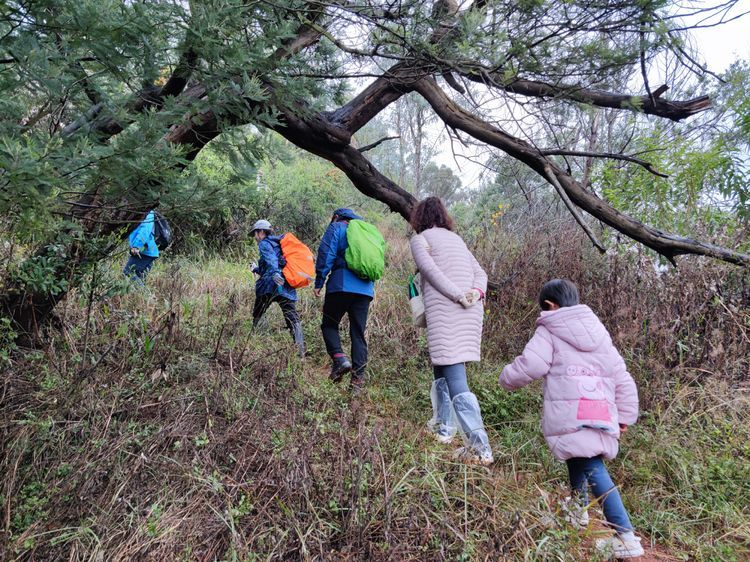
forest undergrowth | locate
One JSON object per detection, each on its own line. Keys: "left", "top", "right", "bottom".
{"left": 1, "top": 223, "right": 749, "bottom": 561}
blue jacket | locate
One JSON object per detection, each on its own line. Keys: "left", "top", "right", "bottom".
{"left": 128, "top": 210, "right": 159, "bottom": 258}
{"left": 253, "top": 235, "right": 297, "bottom": 301}
{"left": 315, "top": 208, "right": 375, "bottom": 297}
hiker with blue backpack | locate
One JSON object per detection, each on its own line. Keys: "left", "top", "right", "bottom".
{"left": 314, "top": 208, "right": 385, "bottom": 393}
{"left": 250, "top": 219, "right": 307, "bottom": 358}
{"left": 124, "top": 210, "right": 171, "bottom": 283}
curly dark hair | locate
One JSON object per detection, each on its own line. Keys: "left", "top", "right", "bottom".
{"left": 410, "top": 196, "right": 454, "bottom": 233}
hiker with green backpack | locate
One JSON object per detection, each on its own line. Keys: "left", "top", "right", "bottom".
{"left": 314, "top": 208, "right": 385, "bottom": 393}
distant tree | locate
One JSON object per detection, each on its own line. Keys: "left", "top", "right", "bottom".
{"left": 421, "top": 162, "right": 464, "bottom": 205}
{"left": 397, "top": 95, "right": 439, "bottom": 196}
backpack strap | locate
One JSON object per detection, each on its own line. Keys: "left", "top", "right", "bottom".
{"left": 270, "top": 236, "right": 287, "bottom": 268}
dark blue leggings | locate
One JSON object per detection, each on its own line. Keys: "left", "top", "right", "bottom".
{"left": 433, "top": 363, "right": 470, "bottom": 398}
{"left": 321, "top": 292, "right": 371, "bottom": 381}
{"left": 566, "top": 456, "right": 634, "bottom": 533}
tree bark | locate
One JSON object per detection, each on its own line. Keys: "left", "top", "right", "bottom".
{"left": 462, "top": 72, "right": 711, "bottom": 121}
{"left": 61, "top": 47, "right": 198, "bottom": 140}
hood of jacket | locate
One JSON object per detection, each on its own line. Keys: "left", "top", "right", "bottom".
{"left": 536, "top": 304, "right": 607, "bottom": 352}
{"left": 332, "top": 208, "right": 362, "bottom": 221}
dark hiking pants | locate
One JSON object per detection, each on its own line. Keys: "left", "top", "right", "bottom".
{"left": 321, "top": 291, "right": 372, "bottom": 384}
{"left": 252, "top": 293, "right": 305, "bottom": 356}
{"left": 124, "top": 255, "right": 157, "bottom": 283}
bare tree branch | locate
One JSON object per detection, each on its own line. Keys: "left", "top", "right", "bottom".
{"left": 412, "top": 77, "right": 749, "bottom": 266}
{"left": 327, "top": 62, "right": 415, "bottom": 135}
{"left": 540, "top": 149, "right": 669, "bottom": 178}
{"left": 543, "top": 164, "right": 606, "bottom": 252}
{"left": 462, "top": 72, "right": 710, "bottom": 121}
{"left": 358, "top": 135, "right": 400, "bottom": 152}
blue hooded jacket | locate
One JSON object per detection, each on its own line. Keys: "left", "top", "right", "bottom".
{"left": 253, "top": 235, "right": 297, "bottom": 301}
{"left": 128, "top": 210, "right": 160, "bottom": 258}
{"left": 314, "top": 208, "right": 375, "bottom": 297}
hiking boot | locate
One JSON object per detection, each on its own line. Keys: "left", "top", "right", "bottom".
{"left": 561, "top": 496, "right": 590, "bottom": 530}
{"left": 595, "top": 535, "right": 644, "bottom": 558}
{"left": 453, "top": 445, "right": 494, "bottom": 466}
{"left": 350, "top": 382, "right": 364, "bottom": 397}
{"left": 350, "top": 371, "right": 366, "bottom": 394}
{"left": 329, "top": 354, "right": 352, "bottom": 383}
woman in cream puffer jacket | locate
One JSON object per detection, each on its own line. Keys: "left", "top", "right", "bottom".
{"left": 409, "top": 197, "right": 493, "bottom": 466}
{"left": 410, "top": 226, "right": 486, "bottom": 365}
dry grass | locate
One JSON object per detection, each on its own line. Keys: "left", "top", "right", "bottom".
{"left": 1, "top": 219, "right": 748, "bottom": 561}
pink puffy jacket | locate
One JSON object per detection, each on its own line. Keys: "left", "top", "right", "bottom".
{"left": 499, "top": 305, "right": 639, "bottom": 461}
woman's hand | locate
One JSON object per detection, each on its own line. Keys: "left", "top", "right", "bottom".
{"left": 458, "top": 295, "right": 473, "bottom": 308}
{"left": 465, "top": 289, "right": 482, "bottom": 305}
{"left": 619, "top": 424, "right": 628, "bottom": 433}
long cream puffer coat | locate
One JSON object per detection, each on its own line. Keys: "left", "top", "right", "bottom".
{"left": 410, "top": 227, "right": 487, "bottom": 365}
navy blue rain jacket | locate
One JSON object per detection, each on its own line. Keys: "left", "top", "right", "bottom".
{"left": 253, "top": 235, "right": 297, "bottom": 300}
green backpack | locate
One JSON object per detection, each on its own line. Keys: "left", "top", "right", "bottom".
{"left": 344, "top": 219, "right": 386, "bottom": 281}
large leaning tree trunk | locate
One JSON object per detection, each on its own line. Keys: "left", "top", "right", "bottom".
{"left": 1, "top": 0, "right": 748, "bottom": 342}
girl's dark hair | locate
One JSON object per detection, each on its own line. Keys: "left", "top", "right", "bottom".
{"left": 539, "top": 279, "right": 580, "bottom": 310}
{"left": 410, "top": 196, "right": 454, "bottom": 233}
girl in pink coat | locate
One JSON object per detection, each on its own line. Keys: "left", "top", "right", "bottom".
{"left": 499, "top": 279, "right": 643, "bottom": 559}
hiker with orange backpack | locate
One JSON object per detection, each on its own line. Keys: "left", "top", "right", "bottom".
{"left": 250, "top": 219, "right": 311, "bottom": 357}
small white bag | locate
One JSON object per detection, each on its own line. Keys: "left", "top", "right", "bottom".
{"left": 408, "top": 273, "right": 426, "bottom": 328}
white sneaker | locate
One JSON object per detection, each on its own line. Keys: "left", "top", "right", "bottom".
{"left": 561, "top": 497, "right": 589, "bottom": 529}
{"left": 426, "top": 421, "right": 455, "bottom": 444}
{"left": 453, "top": 446, "right": 493, "bottom": 466}
{"left": 595, "top": 535, "right": 644, "bottom": 558}
{"left": 435, "top": 431, "right": 454, "bottom": 444}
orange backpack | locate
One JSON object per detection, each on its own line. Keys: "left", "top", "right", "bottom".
{"left": 279, "top": 233, "right": 315, "bottom": 288}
